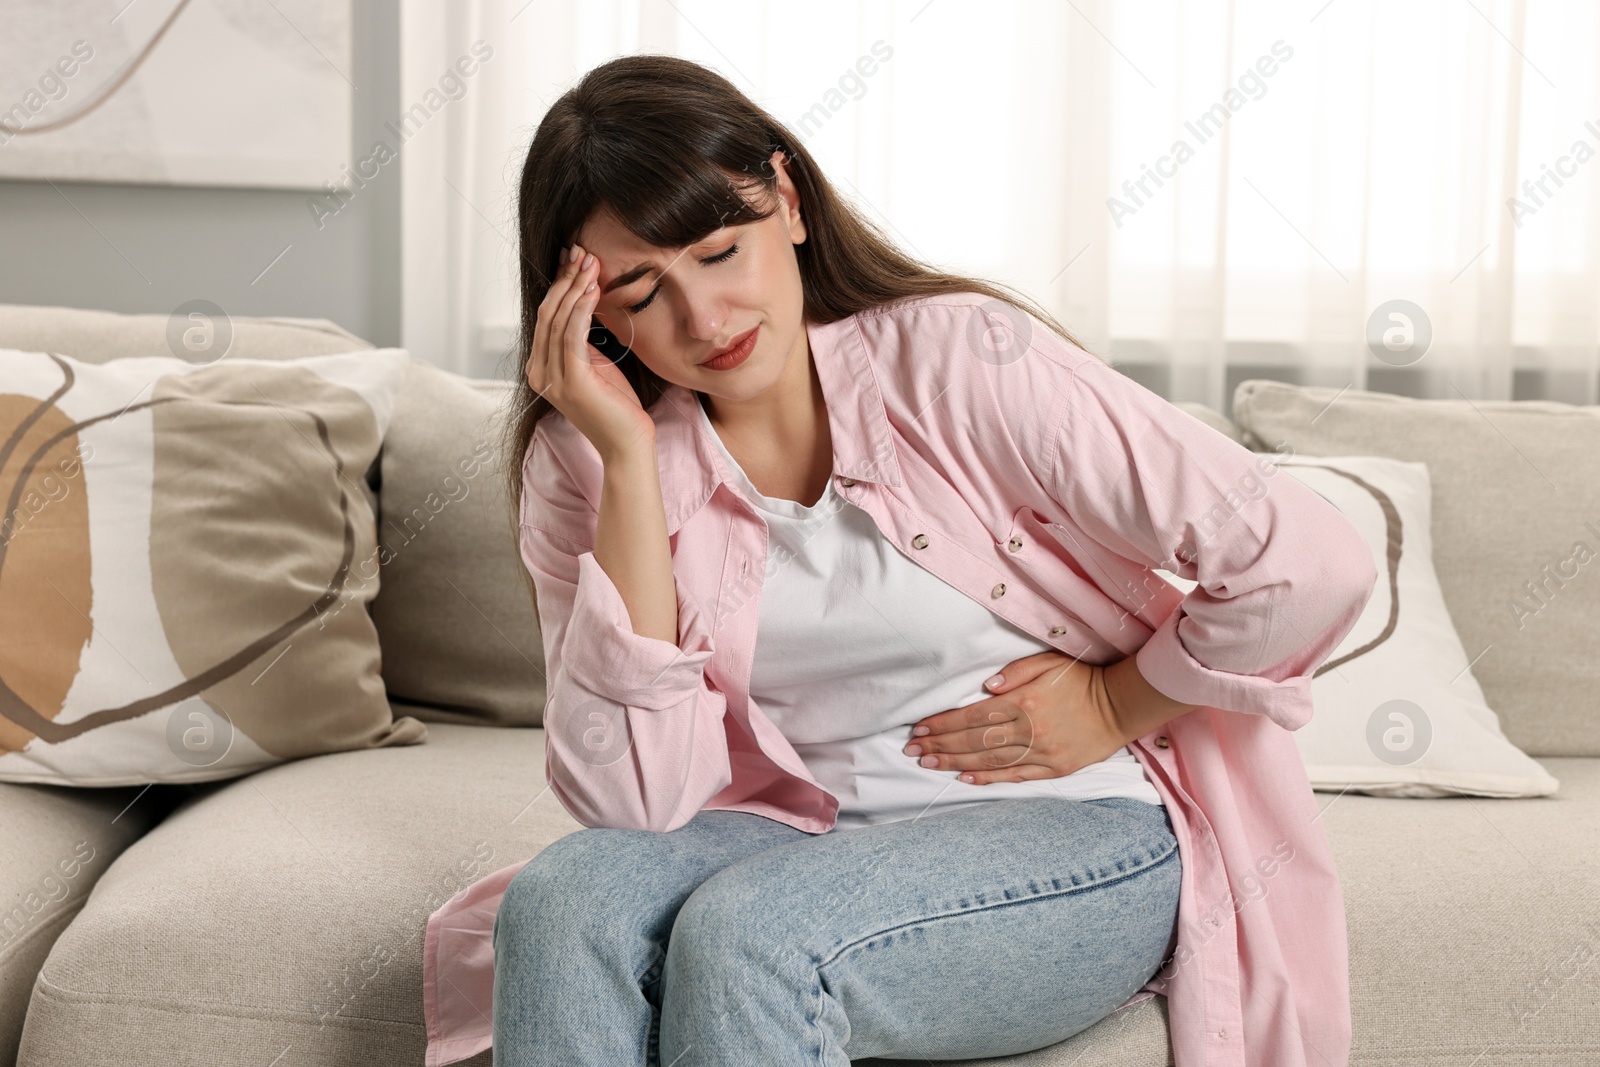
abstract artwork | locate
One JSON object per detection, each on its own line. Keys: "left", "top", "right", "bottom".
{"left": 0, "top": 0, "right": 351, "bottom": 189}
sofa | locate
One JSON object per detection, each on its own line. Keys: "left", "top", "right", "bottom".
{"left": 3, "top": 302, "right": 1596, "bottom": 1067}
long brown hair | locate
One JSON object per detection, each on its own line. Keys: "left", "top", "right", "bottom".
{"left": 501, "top": 53, "right": 1087, "bottom": 519}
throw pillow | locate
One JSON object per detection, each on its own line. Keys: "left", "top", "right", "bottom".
{"left": 1159, "top": 453, "right": 1558, "bottom": 797}
{"left": 0, "top": 348, "right": 427, "bottom": 785}
{"left": 1232, "top": 379, "right": 1600, "bottom": 757}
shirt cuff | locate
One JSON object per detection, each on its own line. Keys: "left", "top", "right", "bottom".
{"left": 1134, "top": 607, "right": 1314, "bottom": 731}
{"left": 561, "top": 550, "right": 716, "bottom": 710}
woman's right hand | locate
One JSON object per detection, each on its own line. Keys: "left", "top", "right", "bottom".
{"left": 526, "top": 242, "right": 656, "bottom": 462}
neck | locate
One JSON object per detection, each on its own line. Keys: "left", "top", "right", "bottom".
{"left": 700, "top": 323, "right": 826, "bottom": 461}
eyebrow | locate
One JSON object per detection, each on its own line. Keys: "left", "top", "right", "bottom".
{"left": 600, "top": 263, "right": 656, "bottom": 296}
{"left": 599, "top": 234, "right": 728, "bottom": 296}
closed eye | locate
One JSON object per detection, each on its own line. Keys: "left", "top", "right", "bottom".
{"left": 625, "top": 242, "right": 741, "bottom": 315}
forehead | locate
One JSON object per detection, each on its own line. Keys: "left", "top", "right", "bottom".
{"left": 574, "top": 208, "right": 664, "bottom": 257}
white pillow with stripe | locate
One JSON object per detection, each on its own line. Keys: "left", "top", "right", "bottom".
{"left": 1160, "top": 453, "right": 1558, "bottom": 798}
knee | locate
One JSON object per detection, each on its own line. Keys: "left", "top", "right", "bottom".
{"left": 668, "top": 871, "right": 788, "bottom": 976}
{"left": 493, "top": 828, "right": 646, "bottom": 956}
{"left": 494, "top": 851, "right": 554, "bottom": 950}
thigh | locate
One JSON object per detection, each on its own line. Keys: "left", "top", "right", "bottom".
{"left": 670, "top": 796, "right": 1182, "bottom": 1062}
{"left": 493, "top": 807, "right": 810, "bottom": 964}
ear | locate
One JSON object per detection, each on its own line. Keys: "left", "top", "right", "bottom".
{"left": 769, "top": 149, "right": 807, "bottom": 245}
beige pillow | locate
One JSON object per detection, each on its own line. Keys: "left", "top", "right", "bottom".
{"left": 370, "top": 359, "right": 546, "bottom": 727}
{"left": 0, "top": 348, "right": 425, "bottom": 785}
{"left": 1232, "top": 380, "right": 1600, "bottom": 758}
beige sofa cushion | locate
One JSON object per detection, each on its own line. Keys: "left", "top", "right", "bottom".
{"left": 1232, "top": 379, "right": 1600, "bottom": 757}
{"left": 370, "top": 361, "right": 546, "bottom": 727}
{"left": 0, "top": 781, "right": 170, "bottom": 1065}
{"left": 16, "top": 721, "right": 572, "bottom": 1067}
{"left": 1322, "top": 757, "right": 1600, "bottom": 1062}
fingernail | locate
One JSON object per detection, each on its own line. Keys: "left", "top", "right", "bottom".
{"left": 959, "top": 774, "right": 976, "bottom": 783}
{"left": 912, "top": 725, "right": 929, "bottom": 736}
{"left": 569, "top": 245, "right": 581, "bottom": 264}
{"left": 985, "top": 674, "right": 1004, "bottom": 689}
{"left": 903, "top": 744, "right": 922, "bottom": 756}
{"left": 581, "top": 252, "right": 595, "bottom": 270}
{"left": 583, "top": 281, "right": 596, "bottom": 294}
{"left": 919, "top": 755, "right": 938, "bottom": 768}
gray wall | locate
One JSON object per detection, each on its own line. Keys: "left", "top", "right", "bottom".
{"left": 0, "top": 1, "right": 401, "bottom": 347}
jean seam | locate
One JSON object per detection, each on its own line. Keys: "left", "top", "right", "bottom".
{"left": 814, "top": 840, "right": 1179, "bottom": 971}
{"left": 807, "top": 947, "right": 831, "bottom": 1067}
{"left": 640, "top": 953, "right": 664, "bottom": 1067}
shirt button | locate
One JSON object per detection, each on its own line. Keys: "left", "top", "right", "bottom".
{"left": 911, "top": 533, "right": 929, "bottom": 549}
{"left": 1155, "top": 736, "right": 1170, "bottom": 748}
{"left": 1049, "top": 625, "right": 1067, "bottom": 636}
{"left": 1007, "top": 536, "right": 1023, "bottom": 552}
{"left": 991, "top": 583, "right": 1006, "bottom": 598}
{"left": 839, "top": 477, "right": 856, "bottom": 487}
{"left": 1218, "top": 1029, "right": 1227, "bottom": 1040}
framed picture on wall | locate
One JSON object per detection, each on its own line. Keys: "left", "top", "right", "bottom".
{"left": 0, "top": 0, "right": 352, "bottom": 190}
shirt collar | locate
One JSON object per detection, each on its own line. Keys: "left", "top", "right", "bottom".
{"left": 650, "top": 311, "right": 903, "bottom": 536}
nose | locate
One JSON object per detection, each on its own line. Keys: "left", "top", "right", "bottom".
{"left": 681, "top": 283, "right": 730, "bottom": 344}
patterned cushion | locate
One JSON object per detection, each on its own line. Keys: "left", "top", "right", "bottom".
{"left": 0, "top": 348, "right": 425, "bottom": 784}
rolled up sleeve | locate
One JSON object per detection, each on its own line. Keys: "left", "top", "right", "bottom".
{"left": 520, "top": 421, "right": 733, "bottom": 832}
{"left": 560, "top": 549, "right": 716, "bottom": 710}
{"left": 1020, "top": 342, "right": 1378, "bottom": 732}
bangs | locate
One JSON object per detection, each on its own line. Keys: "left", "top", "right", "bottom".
{"left": 561, "top": 130, "right": 779, "bottom": 251}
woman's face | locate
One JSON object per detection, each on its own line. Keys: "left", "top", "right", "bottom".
{"left": 576, "top": 151, "right": 808, "bottom": 403}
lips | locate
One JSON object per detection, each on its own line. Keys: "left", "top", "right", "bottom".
{"left": 701, "top": 325, "right": 758, "bottom": 367}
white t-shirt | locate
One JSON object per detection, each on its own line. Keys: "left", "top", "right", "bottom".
{"left": 696, "top": 398, "right": 1163, "bottom": 831}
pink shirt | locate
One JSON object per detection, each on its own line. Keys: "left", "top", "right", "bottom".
{"left": 423, "top": 292, "right": 1377, "bottom": 1067}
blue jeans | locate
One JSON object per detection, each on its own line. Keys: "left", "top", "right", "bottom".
{"left": 491, "top": 795, "right": 1181, "bottom": 1066}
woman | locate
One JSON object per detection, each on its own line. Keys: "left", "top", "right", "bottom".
{"left": 421, "top": 54, "right": 1376, "bottom": 1067}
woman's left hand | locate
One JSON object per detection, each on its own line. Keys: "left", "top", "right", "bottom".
{"left": 903, "top": 651, "right": 1130, "bottom": 785}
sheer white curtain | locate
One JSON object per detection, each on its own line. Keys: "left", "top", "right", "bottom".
{"left": 400, "top": 0, "right": 1600, "bottom": 409}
